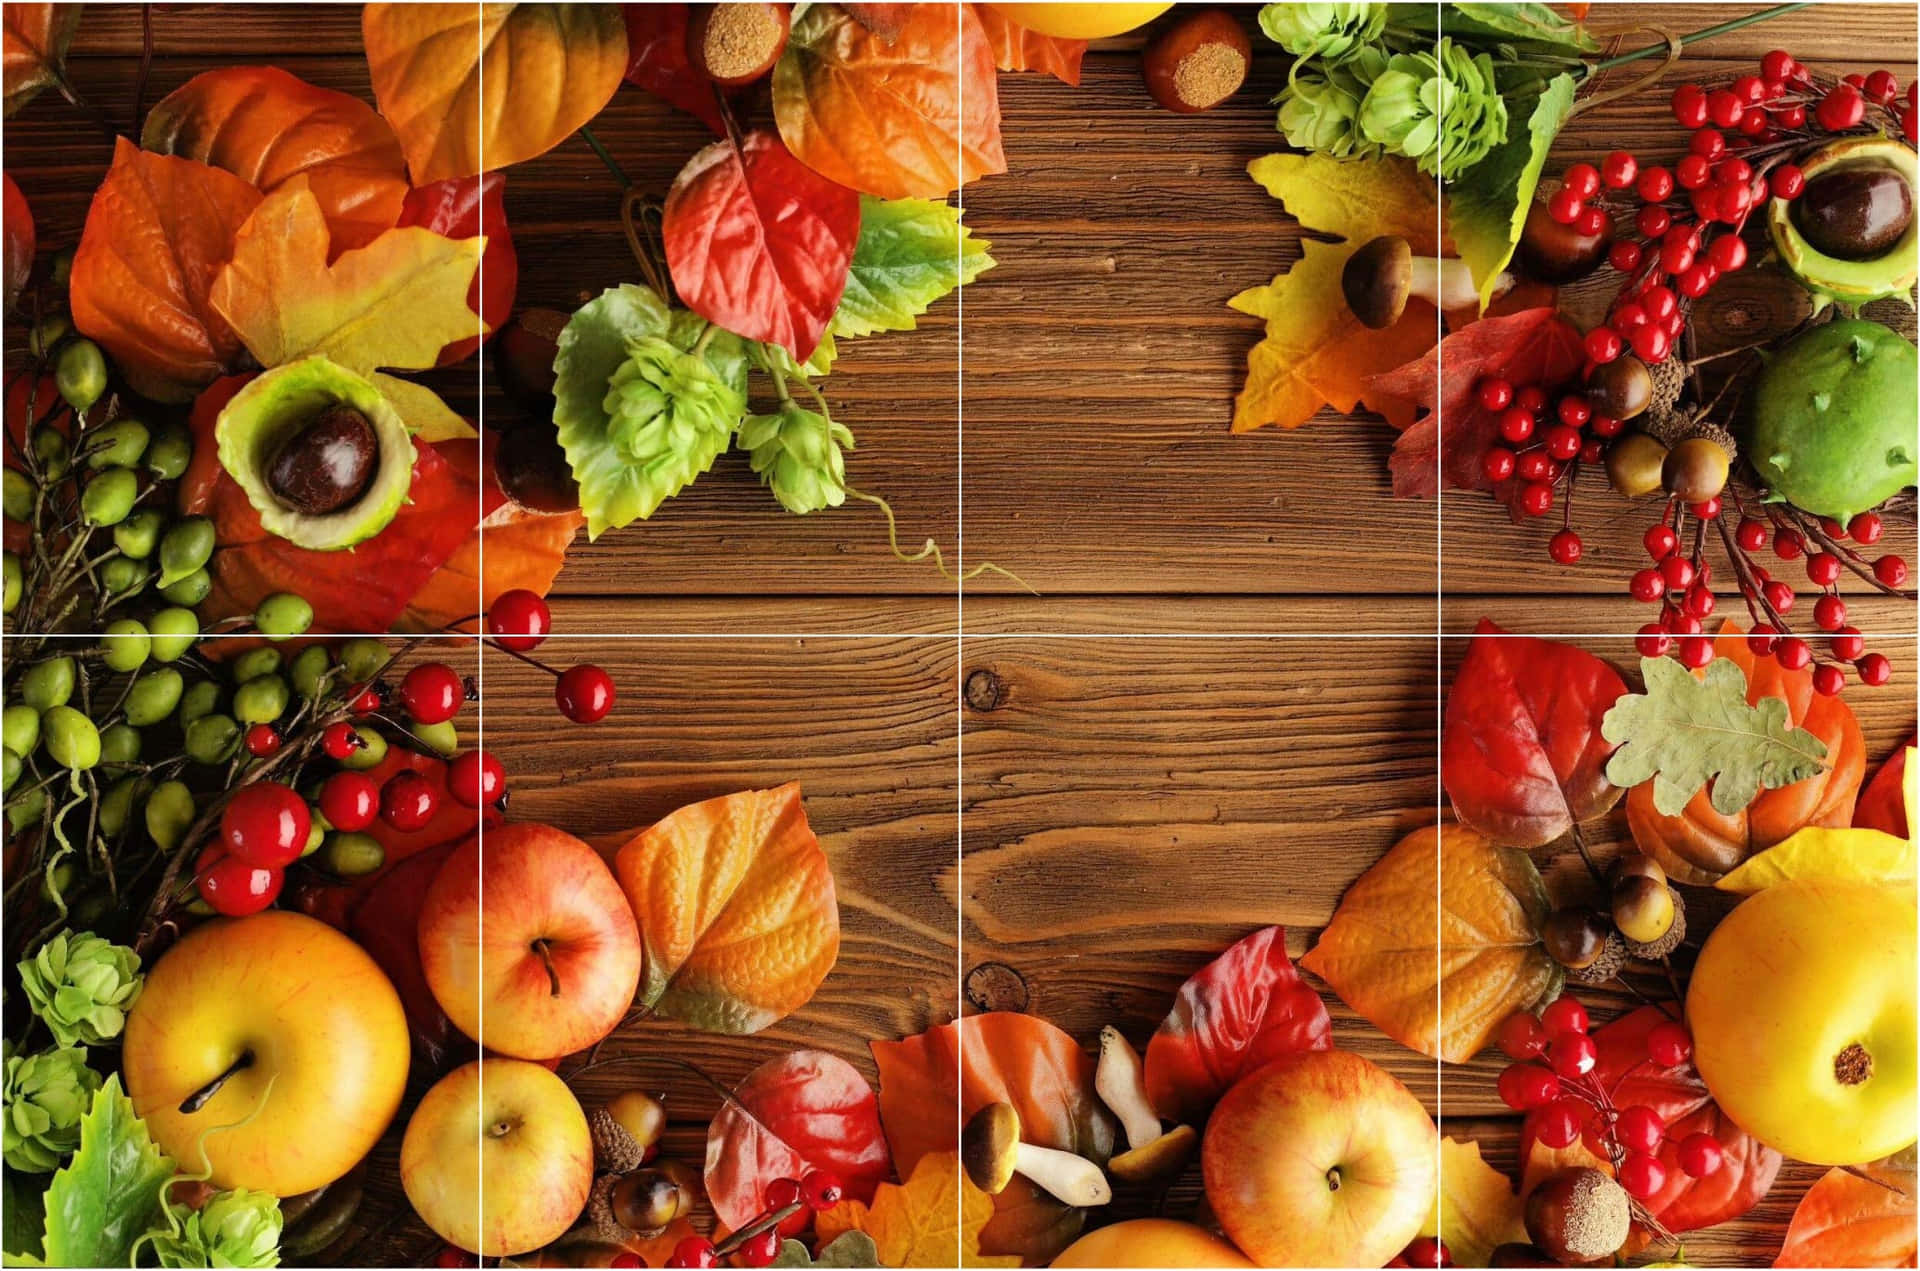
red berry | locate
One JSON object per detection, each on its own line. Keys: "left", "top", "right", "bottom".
{"left": 1630, "top": 323, "right": 1671, "bottom": 363}
{"left": 1859, "top": 653, "right": 1893, "bottom": 686}
{"left": 434, "top": 1247, "right": 477, "bottom": 1269}
{"left": 1644, "top": 524, "right": 1678, "bottom": 559}
{"left": 1563, "top": 163, "right": 1601, "bottom": 199}
{"left": 1733, "top": 73, "right": 1767, "bottom": 104}
{"left": 1874, "top": 554, "right": 1909, "bottom": 587}
{"left": 1848, "top": 511, "right": 1884, "bottom": 544}
{"left": 1615, "top": 1105, "right": 1666, "bottom": 1154}
{"left": 1618, "top": 1151, "right": 1668, "bottom": 1200}
{"left": 1814, "top": 594, "right": 1847, "bottom": 631}
{"left": 1735, "top": 517, "right": 1769, "bottom": 551}
{"left": 1477, "top": 378, "right": 1514, "bottom": 411}
{"left": 1647, "top": 1019, "right": 1693, "bottom": 1066}
{"left": 1629, "top": 568, "right": 1665, "bottom": 603}
{"left": 1676, "top": 153, "right": 1711, "bottom": 190}
{"left": 556, "top": 664, "right": 616, "bottom": 723}
{"left": 1548, "top": 530, "right": 1583, "bottom": 565}
{"left": 1636, "top": 166, "right": 1675, "bottom": 203}
{"left": 1671, "top": 85, "right": 1709, "bottom": 128}
{"left": 801, "top": 1170, "right": 846, "bottom": 1211}
{"left": 1497, "top": 1011, "right": 1549, "bottom": 1060}
{"left": 1739, "top": 106, "right": 1769, "bottom": 136}
{"left": 1776, "top": 636, "right": 1813, "bottom": 671}
{"left": 349, "top": 687, "right": 382, "bottom": 715}
{"left": 1761, "top": 49, "right": 1795, "bottom": 83}
{"left": 447, "top": 749, "right": 505, "bottom": 808}
{"left": 487, "top": 588, "right": 552, "bottom": 653}
{"left": 1590, "top": 414, "right": 1623, "bottom": 438}
{"left": 1678, "top": 1132, "right": 1725, "bottom": 1178}
{"left": 1691, "top": 497, "right": 1722, "bottom": 520}
{"left": 1679, "top": 635, "right": 1715, "bottom": 669}
{"left": 195, "top": 846, "right": 283, "bottom": 917}
{"left": 1498, "top": 407, "right": 1535, "bottom": 445}
{"left": 1516, "top": 384, "right": 1547, "bottom": 416}
{"left": 1832, "top": 626, "right": 1866, "bottom": 661}
{"left": 1774, "top": 528, "right": 1806, "bottom": 559}
{"left": 1636, "top": 623, "right": 1671, "bottom": 657}
{"left": 1812, "top": 663, "right": 1845, "bottom": 696}
{"left": 767, "top": 1175, "right": 812, "bottom": 1237}
{"left": 1601, "top": 150, "right": 1638, "bottom": 189}
{"left": 399, "top": 662, "right": 463, "bottom": 725}
{"left": 244, "top": 723, "right": 281, "bottom": 758}
{"left": 319, "top": 771, "right": 380, "bottom": 832}
{"left": 736, "top": 1227, "right": 781, "bottom": 1268}
{"left": 1541, "top": 996, "right": 1589, "bottom": 1037}
{"left": 1606, "top": 241, "right": 1642, "bottom": 274}
{"left": 1642, "top": 285, "right": 1678, "bottom": 321}
{"left": 1806, "top": 552, "right": 1842, "bottom": 587}
{"left": 1403, "top": 1236, "right": 1452, "bottom": 1269}
{"left": 1715, "top": 155, "right": 1753, "bottom": 185}
{"left": 1636, "top": 204, "right": 1671, "bottom": 238}
{"left": 610, "top": 1257, "right": 643, "bottom": 1271}
{"left": 1482, "top": 446, "right": 1516, "bottom": 483}
{"left": 1774, "top": 102, "right": 1808, "bottom": 129}
{"left": 322, "top": 720, "right": 361, "bottom": 760}
{"left": 1533, "top": 1098, "right": 1586, "bottom": 1150}
{"left": 1544, "top": 425, "right": 1582, "bottom": 462}
{"left": 1574, "top": 205, "right": 1609, "bottom": 238}
{"left": 1747, "top": 623, "right": 1778, "bottom": 655}
{"left": 1659, "top": 555, "right": 1696, "bottom": 590}
{"left": 379, "top": 770, "right": 439, "bottom": 832}
{"left": 1548, "top": 187, "right": 1585, "bottom": 225}
{"left": 1708, "top": 233, "right": 1747, "bottom": 271}
{"left": 1684, "top": 585, "right": 1716, "bottom": 619}
{"left": 1579, "top": 438, "right": 1604, "bottom": 465}
{"left": 1865, "top": 69, "right": 1899, "bottom": 105}
{"left": 1555, "top": 395, "right": 1591, "bottom": 429}
{"left": 1517, "top": 449, "right": 1555, "bottom": 482}
{"left": 221, "top": 782, "right": 312, "bottom": 869}
{"left": 1585, "top": 325, "right": 1624, "bottom": 363}
{"left": 1689, "top": 127, "right": 1726, "bottom": 160}
{"left": 667, "top": 1236, "right": 718, "bottom": 1269}
{"left": 1817, "top": 85, "right": 1866, "bottom": 131}
{"left": 1676, "top": 263, "right": 1713, "bottom": 299}
{"left": 1706, "top": 89, "right": 1744, "bottom": 128}
{"left": 1518, "top": 482, "right": 1554, "bottom": 517}
{"left": 1763, "top": 579, "right": 1797, "bottom": 614}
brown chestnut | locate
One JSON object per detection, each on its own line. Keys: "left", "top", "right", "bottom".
{"left": 491, "top": 308, "right": 567, "bottom": 421}
{"left": 1792, "top": 163, "right": 1914, "bottom": 261}
{"left": 497, "top": 420, "right": 580, "bottom": 515}
{"left": 687, "top": 3, "right": 790, "bottom": 89}
{"left": 1142, "top": 9, "right": 1250, "bottom": 114}
{"left": 1488, "top": 1244, "right": 1561, "bottom": 1268}
{"left": 1586, "top": 354, "right": 1652, "bottom": 422}
{"left": 267, "top": 405, "right": 376, "bottom": 516}
{"left": 1516, "top": 199, "right": 1614, "bottom": 283}
{"left": 1542, "top": 908, "right": 1611, "bottom": 971}
{"left": 1524, "top": 1167, "right": 1629, "bottom": 1266}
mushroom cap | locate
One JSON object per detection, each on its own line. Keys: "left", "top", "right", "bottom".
{"left": 961, "top": 1102, "right": 1021, "bottom": 1195}
{"left": 1342, "top": 235, "right": 1413, "bottom": 329}
{"left": 1108, "top": 1122, "right": 1198, "bottom": 1182}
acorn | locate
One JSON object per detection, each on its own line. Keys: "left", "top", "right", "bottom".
{"left": 1605, "top": 432, "right": 1668, "bottom": 498}
{"left": 1623, "top": 886, "right": 1688, "bottom": 961}
{"left": 1524, "top": 1166, "right": 1630, "bottom": 1265}
{"left": 1542, "top": 908, "right": 1610, "bottom": 971}
{"left": 1565, "top": 930, "right": 1626, "bottom": 986}
{"left": 581, "top": 1174, "right": 631, "bottom": 1247}
{"left": 1662, "top": 435, "right": 1732, "bottom": 502}
{"left": 1608, "top": 851, "right": 1666, "bottom": 890}
{"left": 590, "top": 1106, "right": 647, "bottom": 1174}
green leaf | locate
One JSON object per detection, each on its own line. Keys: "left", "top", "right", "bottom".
{"left": 1444, "top": 72, "right": 1576, "bottom": 308}
{"left": 24, "top": 1075, "right": 174, "bottom": 1269}
{"left": 3, "top": 1172, "right": 46, "bottom": 1262}
{"left": 1441, "top": 3, "right": 1596, "bottom": 53}
{"left": 1602, "top": 657, "right": 1832, "bottom": 817}
{"left": 828, "top": 196, "right": 992, "bottom": 343}
{"left": 771, "top": 1232, "right": 883, "bottom": 1267}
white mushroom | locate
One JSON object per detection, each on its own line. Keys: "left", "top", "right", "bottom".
{"left": 1094, "top": 1026, "right": 1198, "bottom": 1181}
{"left": 961, "top": 1102, "right": 1112, "bottom": 1207}
{"left": 1342, "top": 235, "right": 1514, "bottom": 327}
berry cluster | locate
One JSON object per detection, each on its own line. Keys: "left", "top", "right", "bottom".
{"left": 1476, "top": 375, "right": 1623, "bottom": 546}
{"left": 665, "top": 1169, "right": 846, "bottom": 1268}
{"left": 1496, "top": 998, "right": 1724, "bottom": 1204}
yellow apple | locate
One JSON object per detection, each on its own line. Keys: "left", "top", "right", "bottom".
{"left": 1202, "top": 1049, "right": 1436, "bottom": 1267}
{"left": 1689, "top": 877, "right": 1916, "bottom": 1165}
{"left": 123, "top": 910, "right": 409, "bottom": 1196}
{"left": 401, "top": 1058, "right": 593, "bottom": 1257}
{"left": 1052, "top": 1219, "right": 1254, "bottom": 1267}
{"left": 980, "top": 3, "right": 1172, "bottom": 39}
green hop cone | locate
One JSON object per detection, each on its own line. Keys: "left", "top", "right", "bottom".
{"left": 739, "top": 403, "right": 855, "bottom": 516}
{"left": 18, "top": 929, "right": 144, "bottom": 1047}
{"left": 149, "top": 1187, "right": 284, "bottom": 1269}
{"left": 2, "top": 1046, "right": 101, "bottom": 1172}
{"left": 1257, "top": 1, "right": 1385, "bottom": 62}
{"left": 1356, "top": 40, "right": 1506, "bottom": 179}
{"left": 600, "top": 335, "right": 745, "bottom": 519}
{"left": 1275, "top": 52, "right": 1385, "bottom": 157}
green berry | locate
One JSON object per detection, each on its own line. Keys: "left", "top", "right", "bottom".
{"left": 321, "top": 832, "right": 386, "bottom": 877}
{"left": 253, "top": 592, "right": 313, "bottom": 640}
{"left": 98, "top": 722, "right": 141, "bottom": 766}
{"left": 80, "top": 467, "right": 138, "bottom": 526}
{"left": 232, "top": 675, "right": 289, "bottom": 725}
{"left": 20, "top": 657, "right": 75, "bottom": 710}
{"left": 230, "top": 647, "right": 282, "bottom": 682}
{"left": 28, "top": 313, "right": 69, "bottom": 358}
{"left": 55, "top": 339, "right": 107, "bottom": 412}
{"left": 3, "top": 705, "right": 40, "bottom": 756}
{"left": 337, "top": 725, "right": 388, "bottom": 771}
{"left": 338, "top": 638, "right": 390, "bottom": 686}
{"left": 176, "top": 680, "right": 222, "bottom": 726}
{"left": 49, "top": 248, "right": 72, "bottom": 290}
{"left": 158, "top": 567, "right": 211, "bottom": 607}
{"left": 2, "top": 469, "right": 33, "bottom": 521}
{"left": 409, "top": 718, "right": 459, "bottom": 757}
{"left": 98, "top": 556, "right": 146, "bottom": 597}
{"left": 289, "top": 646, "right": 332, "bottom": 699}
{"left": 3, "top": 552, "right": 19, "bottom": 614}
{"left": 145, "top": 425, "right": 193, "bottom": 481}
{"left": 99, "top": 775, "right": 151, "bottom": 838}
{"left": 100, "top": 619, "right": 151, "bottom": 672}
{"left": 157, "top": 516, "right": 214, "bottom": 586}
{"left": 144, "top": 780, "right": 196, "bottom": 850}
{"left": 2, "top": 748, "right": 19, "bottom": 795}
{"left": 86, "top": 419, "right": 149, "bottom": 469}
{"left": 146, "top": 608, "right": 198, "bottom": 661}
{"left": 124, "top": 667, "right": 184, "bottom": 727}
{"left": 302, "top": 810, "right": 326, "bottom": 856}
{"left": 31, "top": 428, "right": 69, "bottom": 479}
{"left": 111, "top": 509, "right": 166, "bottom": 559}
{"left": 41, "top": 706, "right": 100, "bottom": 770}
{"left": 184, "top": 713, "right": 241, "bottom": 765}
{"left": 9, "top": 787, "right": 46, "bottom": 831}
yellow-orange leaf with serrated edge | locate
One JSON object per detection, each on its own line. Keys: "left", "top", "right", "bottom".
{"left": 815, "top": 1152, "right": 1021, "bottom": 1269}
{"left": 142, "top": 65, "right": 409, "bottom": 256}
{"left": 70, "top": 138, "right": 262, "bottom": 402}
{"left": 210, "top": 176, "right": 485, "bottom": 375}
{"left": 1230, "top": 153, "right": 1441, "bottom": 432}
{"left": 611, "top": 783, "right": 838, "bottom": 1034}
{"left": 362, "top": 3, "right": 628, "bottom": 184}
{"left": 1300, "top": 824, "right": 1559, "bottom": 1063}
{"left": 1424, "top": 1137, "right": 1528, "bottom": 1267}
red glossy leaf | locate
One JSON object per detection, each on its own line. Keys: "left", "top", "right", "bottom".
{"left": 704, "top": 1050, "right": 892, "bottom": 1231}
{"left": 1855, "top": 738, "right": 1913, "bottom": 837}
{"left": 972, "top": 5, "right": 1085, "bottom": 85}
{"left": 1143, "top": 926, "right": 1332, "bottom": 1125}
{"left": 182, "top": 373, "right": 481, "bottom": 633}
{"left": 663, "top": 128, "right": 859, "bottom": 361}
{"left": 1365, "top": 307, "right": 1585, "bottom": 501}
{"left": 1775, "top": 1157, "right": 1918, "bottom": 1267}
{"left": 397, "top": 173, "right": 516, "bottom": 366}
{"left": 4, "top": 172, "right": 32, "bottom": 308}
{"left": 621, "top": 3, "right": 723, "bottom": 132}
{"left": 1442, "top": 618, "right": 1629, "bottom": 849}
{"left": 873, "top": 1013, "right": 1117, "bottom": 1263}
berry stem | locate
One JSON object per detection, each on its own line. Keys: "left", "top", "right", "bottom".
{"left": 1592, "top": 4, "right": 1813, "bottom": 72}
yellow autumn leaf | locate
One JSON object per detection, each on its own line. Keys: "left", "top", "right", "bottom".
{"left": 210, "top": 175, "right": 486, "bottom": 375}
{"left": 815, "top": 1152, "right": 1020, "bottom": 1269}
{"left": 1423, "top": 1137, "right": 1528, "bottom": 1267}
{"left": 1717, "top": 750, "right": 1917, "bottom": 896}
{"left": 372, "top": 373, "right": 475, "bottom": 441}
{"left": 1231, "top": 154, "right": 1442, "bottom": 432}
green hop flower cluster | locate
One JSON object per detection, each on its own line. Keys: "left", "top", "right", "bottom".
{"left": 738, "top": 403, "right": 855, "bottom": 515}
{"left": 1277, "top": 48, "right": 1388, "bottom": 157}
{"left": 601, "top": 336, "right": 747, "bottom": 520}
{"left": 17, "top": 929, "right": 143, "bottom": 1047}
{"left": 1356, "top": 40, "right": 1507, "bottom": 179}
{"left": 149, "top": 1188, "right": 283, "bottom": 1269}
{"left": 1258, "top": 2, "right": 1385, "bottom": 61}
{"left": 3, "top": 1045, "right": 101, "bottom": 1172}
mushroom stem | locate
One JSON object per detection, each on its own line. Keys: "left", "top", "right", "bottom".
{"left": 1094, "top": 1026, "right": 1163, "bottom": 1150}
{"left": 1012, "top": 1141, "right": 1114, "bottom": 1207}
{"left": 1408, "top": 255, "right": 1510, "bottom": 311}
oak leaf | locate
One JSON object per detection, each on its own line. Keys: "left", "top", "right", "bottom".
{"left": 814, "top": 1152, "right": 1021, "bottom": 1269}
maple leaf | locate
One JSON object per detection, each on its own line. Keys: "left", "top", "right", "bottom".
{"left": 1426, "top": 1137, "right": 1527, "bottom": 1268}
{"left": 209, "top": 175, "right": 486, "bottom": 375}
{"left": 1229, "top": 153, "right": 1441, "bottom": 432}
{"left": 814, "top": 1153, "right": 1020, "bottom": 1269}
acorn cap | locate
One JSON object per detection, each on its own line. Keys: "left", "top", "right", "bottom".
{"left": 1108, "top": 1122, "right": 1198, "bottom": 1182}
{"left": 1624, "top": 887, "right": 1688, "bottom": 961}
{"left": 1342, "top": 236, "right": 1413, "bottom": 329}
{"left": 1566, "top": 931, "right": 1627, "bottom": 986}
{"left": 590, "top": 1106, "right": 646, "bottom": 1174}
{"left": 961, "top": 1103, "right": 1021, "bottom": 1195}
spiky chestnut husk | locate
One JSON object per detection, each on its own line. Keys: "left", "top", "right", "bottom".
{"left": 1567, "top": 932, "right": 1628, "bottom": 986}
{"left": 1624, "top": 887, "right": 1688, "bottom": 960}
{"left": 590, "top": 1106, "right": 646, "bottom": 1174}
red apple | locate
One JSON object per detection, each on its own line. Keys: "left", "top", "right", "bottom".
{"left": 418, "top": 823, "right": 641, "bottom": 1060}
{"left": 1202, "top": 1049, "right": 1436, "bottom": 1267}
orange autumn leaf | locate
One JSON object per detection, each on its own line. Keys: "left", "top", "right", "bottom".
{"left": 362, "top": 3, "right": 628, "bottom": 184}
{"left": 815, "top": 1152, "right": 1021, "bottom": 1269}
{"left": 2, "top": 3, "right": 78, "bottom": 117}
{"left": 773, "top": 2, "right": 1005, "bottom": 200}
{"left": 611, "top": 784, "right": 838, "bottom": 1034}
{"left": 1775, "top": 1157, "right": 1918, "bottom": 1267}
{"left": 142, "top": 65, "right": 409, "bottom": 255}
{"left": 397, "top": 505, "right": 582, "bottom": 633}
{"left": 973, "top": 5, "right": 1084, "bottom": 85}
{"left": 70, "top": 139, "right": 261, "bottom": 402}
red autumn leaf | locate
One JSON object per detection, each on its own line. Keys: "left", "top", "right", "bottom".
{"left": 140, "top": 65, "right": 410, "bottom": 256}
{"left": 1442, "top": 618, "right": 1629, "bottom": 849}
{"left": 1775, "top": 1156, "right": 1918, "bottom": 1267}
{"left": 4, "top": 172, "right": 32, "bottom": 308}
{"left": 397, "top": 173, "right": 517, "bottom": 366}
{"left": 972, "top": 4, "right": 1085, "bottom": 85}
{"left": 70, "top": 139, "right": 261, "bottom": 402}
{"left": 1523, "top": 1006, "right": 1781, "bottom": 1237}
{"left": 704, "top": 1051, "right": 892, "bottom": 1230}
{"left": 1142, "top": 926, "right": 1332, "bottom": 1125}
{"left": 348, "top": 839, "right": 466, "bottom": 1072}
{"left": 663, "top": 128, "right": 859, "bottom": 361}
{"left": 873, "top": 1013, "right": 1117, "bottom": 1263}
{"left": 3, "top": 3, "right": 79, "bottom": 117}
{"left": 182, "top": 374, "right": 481, "bottom": 633}
{"left": 773, "top": 2, "right": 1005, "bottom": 200}
{"left": 622, "top": 3, "right": 723, "bottom": 132}
{"left": 1855, "top": 737, "right": 1913, "bottom": 837}
{"left": 1365, "top": 306, "right": 1585, "bottom": 501}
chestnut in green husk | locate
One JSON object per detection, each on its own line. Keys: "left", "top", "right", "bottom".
{"left": 1770, "top": 135, "right": 1919, "bottom": 310}
{"left": 1793, "top": 163, "right": 1913, "bottom": 261}
{"left": 266, "top": 404, "right": 377, "bottom": 516}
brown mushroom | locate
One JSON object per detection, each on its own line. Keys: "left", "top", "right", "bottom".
{"left": 1093, "top": 1026, "right": 1197, "bottom": 1181}
{"left": 961, "top": 1102, "right": 1112, "bottom": 1207}
{"left": 1341, "top": 236, "right": 1510, "bottom": 328}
